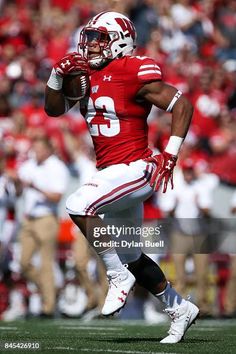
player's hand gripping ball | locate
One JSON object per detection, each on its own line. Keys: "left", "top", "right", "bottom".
{"left": 54, "top": 52, "right": 90, "bottom": 100}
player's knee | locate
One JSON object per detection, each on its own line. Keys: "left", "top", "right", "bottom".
{"left": 128, "top": 253, "right": 167, "bottom": 294}
{"left": 66, "top": 191, "right": 88, "bottom": 216}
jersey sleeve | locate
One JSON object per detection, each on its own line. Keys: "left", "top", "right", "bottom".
{"left": 137, "top": 57, "right": 162, "bottom": 84}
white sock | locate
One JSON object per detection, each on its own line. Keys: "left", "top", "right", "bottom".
{"left": 99, "top": 249, "right": 125, "bottom": 273}
{"left": 155, "top": 282, "right": 186, "bottom": 310}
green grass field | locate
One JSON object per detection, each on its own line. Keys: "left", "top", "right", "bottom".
{"left": 0, "top": 318, "right": 235, "bottom": 354}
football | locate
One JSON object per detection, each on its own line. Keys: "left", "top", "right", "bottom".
{"left": 62, "top": 73, "right": 89, "bottom": 100}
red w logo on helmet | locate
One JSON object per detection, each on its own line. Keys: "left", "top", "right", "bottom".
{"left": 115, "top": 18, "right": 136, "bottom": 40}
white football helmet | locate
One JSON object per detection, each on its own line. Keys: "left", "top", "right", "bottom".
{"left": 78, "top": 11, "right": 137, "bottom": 68}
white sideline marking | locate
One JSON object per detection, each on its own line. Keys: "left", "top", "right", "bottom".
{"left": 196, "top": 328, "right": 218, "bottom": 331}
{"left": 80, "top": 349, "right": 176, "bottom": 354}
{"left": 60, "top": 326, "right": 122, "bottom": 331}
{"left": 0, "top": 326, "right": 18, "bottom": 330}
{"left": 53, "top": 347, "right": 75, "bottom": 351}
{"left": 194, "top": 320, "right": 236, "bottom": 327}
{"left": 86, "top": 332, "right": 127, "bottom": 337}
{"left": 51, "top": 348, "right": 170, "bottom": 353}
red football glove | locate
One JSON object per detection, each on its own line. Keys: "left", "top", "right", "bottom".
{"left": 54, "top": 52, "right": 89, "bottom": 77}
{"left": 145, "top": 151, "right": 177, "bottom": 193}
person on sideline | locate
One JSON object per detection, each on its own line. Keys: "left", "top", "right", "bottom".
{"left": 18, "top": 137, "right": 69, "bottom": 317}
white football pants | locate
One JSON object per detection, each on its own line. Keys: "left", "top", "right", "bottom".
{"left": 66, "top": 159, "right": 154, "bottom": 263}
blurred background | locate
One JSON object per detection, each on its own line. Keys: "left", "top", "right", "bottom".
{"left": 0, "top": 0, "right": 236, "bottom": 323}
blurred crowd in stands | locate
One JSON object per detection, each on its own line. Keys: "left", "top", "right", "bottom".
{"left": 0, "top": 0, "right": 236, "bottom": 321}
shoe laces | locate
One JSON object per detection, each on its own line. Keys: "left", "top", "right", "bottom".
{"left": 105, "top": 272, "right": 123, "bottom": 301}
{"left": 107, "top": 264, "right": 128, "bottom": 290}
{"left": 164, "top": 308, "right": 180, "bottom": 322}
{"left": 107, "top": 272, "right": 119, "bottom": 289}
{"left": 164, "top": 308, "right": 181, "bottom": 336}
{"left": 107, "top": 269, "right": 126, "bottom": 289}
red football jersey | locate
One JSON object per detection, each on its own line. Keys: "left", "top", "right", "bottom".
{"left": 81, "top": 56, "right": 162, "bottom": 168}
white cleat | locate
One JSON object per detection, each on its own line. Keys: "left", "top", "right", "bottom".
{"left": 160, "top": 300, "right": 199, "bottom": 344}
{"left": 101, "top": 267, "right": 136, "bottom": 316}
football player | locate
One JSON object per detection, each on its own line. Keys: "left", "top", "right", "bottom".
{"left": 45, "top": 11, "right": 199, "bottom": 343}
